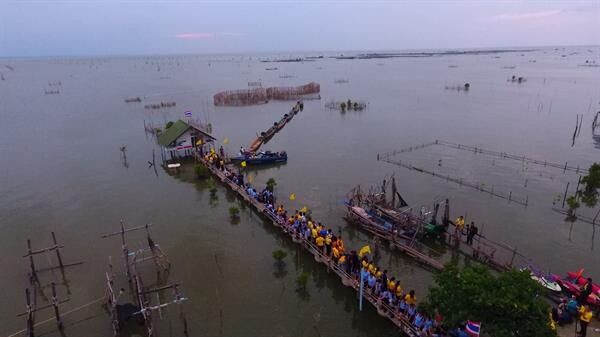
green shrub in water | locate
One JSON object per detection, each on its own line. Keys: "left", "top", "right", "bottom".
{"left": 266, "top": 178, "right": 277, "bottom": 192}
{"left": 296, "top": 272, "right": 310, "bottom": 290}
{"left": 194, "top": 164, "right": 210, "bottom": 179}
{"left": 272, "top": 249, "right": 287, "bottom": 262}
{"left": 228, "top": 206, "right": 240, "bottom": 219}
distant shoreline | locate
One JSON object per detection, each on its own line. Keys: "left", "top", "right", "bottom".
{"left": 1, "top": 45, "right": 597, "bottom": 60}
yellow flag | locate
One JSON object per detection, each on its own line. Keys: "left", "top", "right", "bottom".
{"left": 289, "top": 193, "right": 296, "bottom": 201}
{"left": 223, "top": 137, "right": 229, "bottom": 145}
{"left": 300, "top": 206, "right": 309, "bottom": 213}
{"left": 241, "top": 161, "right": 247, "bottom": 168}
{"left": 210, "top": 148, "right": 215, "bottom": 154}
{"left": 358, "top": 245, "right": 371, "bottom": 257}
{"left": 196, "top": 139, "right": 203, "bottom": 146}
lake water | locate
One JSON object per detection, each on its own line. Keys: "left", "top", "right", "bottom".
{"left": 1, "top": 46, "right": 599, "bottom": 336}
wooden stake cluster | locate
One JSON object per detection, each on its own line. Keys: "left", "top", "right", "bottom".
{"left": 102, "top": 220, "right": 187, "bottom": 337}
{"left": 20, "top": 232, "right": 81, "bottom": 336}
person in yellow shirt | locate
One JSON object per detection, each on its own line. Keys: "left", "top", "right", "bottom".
{"left": 395, "top": 283, "right": 403, "bottom": 298}
{"left": 337, "top": 239, "right": 345, "bottom": 252}
{"left": 361, "top": 258, "right": 369, "bottom": 269}
{"left": 311, "top": 227, "right": 318, "bottom": 239}
{"left": 325, "top": 233, "right": 333, "bottom": 255}
{"left": 315, "top": 236, "right": 325, "bottom": 248}
{"left": 404, "top": 290, "right": 417, "bottom": 306}
{"left": 387, "top": 278, "right": 396, "bottom": 292}
{"left": 579, "top": 304, "right": 593, "bottom": 337}
{"left": 368, "top": 263, "right": 376, "bottom": 275}
{"left": 375, "top": 268, "right": 382, "bottom": 279}
{"left": 338, "top": 254, "right": 346, "bottom": 266}
{"left": 548, "top": 309, "right": 557, "bottom": 331}
{"left": 332, "top": 246, "right": 340, "bottom": 259}
{"left": 455, "top": 216, "right": 465, "bottom": 234}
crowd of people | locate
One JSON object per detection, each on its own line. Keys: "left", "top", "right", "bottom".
{"left": 549, "top": 285, "right": 595, "bottom": 337}
{"left": 203, "top": 154, "right": 593, "bottom": 337}
{"left": 218, "top": 166, "right": 458, "bottom": 336}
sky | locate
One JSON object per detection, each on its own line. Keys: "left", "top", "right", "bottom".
{"left": 0, "top": 0, "right": 599, "bottom": 57}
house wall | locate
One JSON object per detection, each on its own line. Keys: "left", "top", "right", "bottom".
{"left": 164, "top": 128, "right": 214, "bottom": 161}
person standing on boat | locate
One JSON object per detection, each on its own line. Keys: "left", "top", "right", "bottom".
{"left": 578, "top": 278, "right": 593, "bottom": 305}
{"left": 578, "top": 304, "right": 593, "bottom": 337}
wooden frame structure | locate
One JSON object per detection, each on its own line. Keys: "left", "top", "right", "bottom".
{"left": 102, "top": 220, "right": 187, "bottom": 337}
{"left": 20, "top": 232, "right": 81, "bottom": 336}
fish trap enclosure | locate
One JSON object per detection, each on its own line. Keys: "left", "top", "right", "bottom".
{"left": 378, "top": 140, "right": 586, "bottom": 207}
{"left": 213, "top": 88, "right": 269, "bottom": 106}
{"left": 213, "top": 82, "right": 320, "bottom": 106}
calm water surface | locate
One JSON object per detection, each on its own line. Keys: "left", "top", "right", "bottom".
{"left": 1, "top": 47, "right": 599, "bottom": 336}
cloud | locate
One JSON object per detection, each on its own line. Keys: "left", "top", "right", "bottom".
{"left": 175, "top": 32, "right": 215, "bottom": 40}
{"left": 490, "top": 10, "right": 561, "bottom": 22}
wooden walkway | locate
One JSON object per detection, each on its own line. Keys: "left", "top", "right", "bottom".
{"left": 344, "top": 204, "right": 526, "bottom": 273}
{"left": 200, "top": 158, "right": 421, "bottom": 337}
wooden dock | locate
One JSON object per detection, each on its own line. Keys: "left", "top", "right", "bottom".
{"left": 200, "top": 157, "right": 422, "bottom": 336}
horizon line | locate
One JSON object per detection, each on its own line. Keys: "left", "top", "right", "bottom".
{"left": 1, "top": 43, "right": 598, "bottom": 60}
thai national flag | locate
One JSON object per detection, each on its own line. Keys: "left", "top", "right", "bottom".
{"left": 184, "top": 110, "right": 192, "bottom": 117}
{"left": 466, "top": 321, "right": 481, "bottom": 336}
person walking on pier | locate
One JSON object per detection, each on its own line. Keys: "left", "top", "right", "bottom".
{"left": 578, "top": 304, "right": 593, "bottom": 337}
{"left": 466, "top": 222, "right": 477, "bottom": 245}
{"left": 454, "top": 216, "right": 465, "bottom": 234}
{"left": 578, "top": 278, "right": 593, "bottom": 305}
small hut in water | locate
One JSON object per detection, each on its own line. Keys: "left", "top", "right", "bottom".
{"left": 157, "top": 120, "right": 215, "bottom": 161}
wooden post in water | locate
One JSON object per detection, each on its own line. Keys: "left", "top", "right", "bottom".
{"left": 51, "top": 282, "right": 63, "bottom": 330}
{"left": 27, "top": 240, "right": 37, "bottom": 283}
{"left": 562, "top": 182, "right": 570, "bottom": 208}
{"left": 51, "top": 232, "right": 64, "bottom": 270}
{"left": 25, "top": 288, "right": 34, "bottom": 337}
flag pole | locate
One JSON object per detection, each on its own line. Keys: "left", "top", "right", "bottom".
{"left": 359, "top": 270, "right": 364, "bottom": 312}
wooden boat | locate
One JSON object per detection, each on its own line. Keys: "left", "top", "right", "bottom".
{"left": 231, "top": 151, "right": 287, "bottom": 165}
{"left": 520, "top": 267, "right": 561, "bottom": 292}
{"left": 344, "top": 204, "right": 443, "bottom": 270}
{"left": 551, "top": 269, "right": 600, "bottom": 305}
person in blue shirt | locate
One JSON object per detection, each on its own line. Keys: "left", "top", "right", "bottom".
{"left": 451, "top": 324, "right": 468, "bottom": 337}
{"left": 367, "top": 274, "right": 377, "bottom": 290}
{"left": 360, "top": 268, "right": 370, "bottom": 286}
{"left": 398, "top": 299, "right": 407, "bottom": 314}
{"left": 567, "top": 295, "right": 578, "bottom": 315}
{"left": 423, "top": 317, "right": 433, "bottom": 331}
{"left": 414, "top": 313, "right": 424, "bottom": 328}
{"left": 407, "top": 304, "right": 416, "bottom": 319}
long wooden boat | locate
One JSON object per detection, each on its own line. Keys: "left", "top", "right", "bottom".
{"left": 231, "top": 151, "right": 287, "bottom": 165}
{"left": 344, "top": 204, "right": 444, "bottom": 271}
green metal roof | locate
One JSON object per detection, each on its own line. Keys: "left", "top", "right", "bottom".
{"left": 157, "top": 120, "right": 192, "bottom": 147}
{"left": 157, "top": 120, "right": 216, "bottom": 147}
